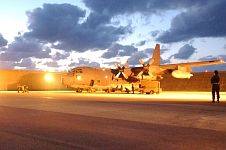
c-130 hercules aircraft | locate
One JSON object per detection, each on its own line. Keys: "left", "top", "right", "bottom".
{"left": 62, "top": 44, "right": 224, "bottom": 94}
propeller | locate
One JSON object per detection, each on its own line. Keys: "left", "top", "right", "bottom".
{"left": 138, "top": 59, "right": 150, "bottom": 79}
{"left": 114, "top": 61, "right": 129, "bottom": 80}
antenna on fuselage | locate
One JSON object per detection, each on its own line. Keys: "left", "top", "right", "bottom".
{"left": 114, "top": 61, "right": 129, "bottom": 80}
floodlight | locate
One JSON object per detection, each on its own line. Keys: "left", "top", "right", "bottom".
{"left": 44, "top": 73, "right": 54, "bottom": 82}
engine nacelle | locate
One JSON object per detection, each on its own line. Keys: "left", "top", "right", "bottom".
{"left": 171, "top": 70, "right": 193, "bottom": 79}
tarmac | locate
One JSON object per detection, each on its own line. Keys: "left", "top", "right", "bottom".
{"left": 0, "top": 91, "right": 226, "bottom": 150}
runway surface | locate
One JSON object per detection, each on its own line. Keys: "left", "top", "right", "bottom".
{"left": 0, "top": 91, "right": 226, "bottom": 150}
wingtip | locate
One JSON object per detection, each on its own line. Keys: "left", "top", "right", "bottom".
{"left": 219, "top": 59, "right": 225, "bottom": 63}
{"left": 216, "top": 56, "right": 225, "bottom": 63}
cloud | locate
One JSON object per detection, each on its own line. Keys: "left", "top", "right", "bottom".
{"left": 157, "top": 1, "right": 226, "bottom": 43}
{"left": 197, "top": 55, "right": 226, "bottom": 62}
{"left": 150, "top": 30, "right": 160, "bottom": 37}
{"left": 0, "top": 36, "right": 51, "bottom": 61}
{"left": 136, "top": 40, "right": 146, "bottom": 46}
{"left": 102, "top": 43, "right": 138, "bottom": 59}
{"left": 192, "top": 55, "right": 226, "bottom": 72}
{"left": 0, "top": 34, "right": 8, "bottom": 47}
{"left": 69, "top": 58, "right": 100, "bottom": 68}
{"left": 44, "top": 61, "right": 59, "bottom": 68}
{"left": 0, "top": 61, "right": 14, "bottom": 69}
{"left": 144, "top": 45, "right": 168, "bottom": 55}
{"left": 84, "top": 12, "right": 111, "bottom": 28}
{"left": 4, "top": 1, "right": 219, "bottom": 56}
{"left": 52, "top": 52, "right": 70, "bottom": 60}
{"left": 127, "top": 51, "right": 148, "bottom": 66}
{"left": 24, "top": 3, "right": 131, "bottom": 52}
{"left": 6, "top": 1, "right": 217, "bottom": 66}
{"left": 144, "top": 47, "right": 170, "bottom": 64}
{"left": 82, "top": 0, "right": 218, "bottom": 47}
{"left": 127, "top": 45, "right": 169, "bottom": 66}
{"left": 83, "top": 0, "right": 208, "bottom": 18}
{"left": 198, "top": 55, "right": 217, "bottom": 61}
{"left": 161, "top": 58, "right": 171, "bottom": 64}
{"left": 3, "top": 1, "right": 225, "bottom": 70}
{"left": 25, "top": 3, "right": 85, "bottom": 41}
{"left": 14, "top": 58, "right": 36, "bottom": 69}
{"left": 172, "top": 44, "right": 196, "bottom": 59}
{"left": 224, "top": 44, "right": 226, "bottom": 50}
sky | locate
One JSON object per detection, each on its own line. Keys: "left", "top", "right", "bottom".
{"left": 0, "top": 0, "right": 225, "bottom": 72}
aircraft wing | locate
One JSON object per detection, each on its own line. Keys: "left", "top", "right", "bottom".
{"left": 160, "top": 59, "right": 225, "bottom": 70}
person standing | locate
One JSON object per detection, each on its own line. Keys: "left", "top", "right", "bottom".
{"left": 211, "top": 70, "right": 220, "bottom": 103}
{"left": 132, "top": 84, "right": 135, "bottom": 94}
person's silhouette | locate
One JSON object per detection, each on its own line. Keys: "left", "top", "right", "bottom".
{"left": 211, "top": 70, "right": 220, "bottom": 103}
{"left": 132, "top": 84, "right": 135, "bottom": 94}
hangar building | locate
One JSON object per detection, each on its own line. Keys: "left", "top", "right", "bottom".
{"left": 0, "top": 70, "right": 67, "bottom": 91}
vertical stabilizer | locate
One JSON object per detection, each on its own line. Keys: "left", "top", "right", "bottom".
{"left": 149, "top": 44, "right": 160, "bottom": 66}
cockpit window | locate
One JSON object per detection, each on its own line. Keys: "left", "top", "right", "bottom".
{"left": 67, "top": 68, "right": 83, "bottom": 76}
{"left": 75, "top": 68, "right": 83, "bottom": 73}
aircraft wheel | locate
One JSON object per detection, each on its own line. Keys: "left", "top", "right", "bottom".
{"left": 77, "top": 88, "right": 82, "bottom": 93}
{"left": 87, "top": 88, "right": 92, "bottom": 93}
{"left": 146, "top": 92, "right": 150, "bottom": 94}
{"left": 150, "top": 90, "right": 154, "bottom": 94}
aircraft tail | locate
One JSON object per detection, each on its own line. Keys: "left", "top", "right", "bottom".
{"left": 149, "top": 44, "right": 160, "bottom": 66}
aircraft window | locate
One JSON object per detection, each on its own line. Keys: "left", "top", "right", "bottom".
{"left": 75, "top": 69, "right": 83, "bottom": 73}
{"left": 67, "top": 68, "right": 82, "bottom": 75}
{"left": 90, "top": 80, "right": 94, "bottom": 86}
{"left": 76, "top": 70, "right": 83, "bottom": 73}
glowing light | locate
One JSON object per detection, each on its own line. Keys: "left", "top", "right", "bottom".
{"left": 44, "top": 73, "right": 54, "bottom": 82}
{"left": 77, "top": 75, "right": 82, "bottom": 80}
{"left": 172, "top": 70, "right": 193, "bottom": 79}
{"left": 105, "top": 75, "right": 108, "bottom": 78}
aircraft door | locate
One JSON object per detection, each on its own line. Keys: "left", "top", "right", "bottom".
{"left": 90, "top": 80, "right": 94, "bottom": 86}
